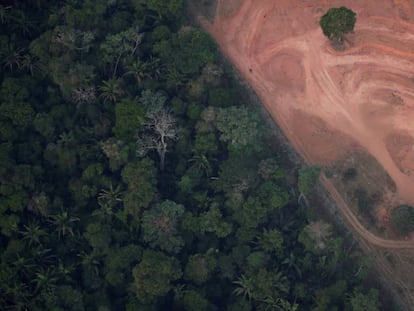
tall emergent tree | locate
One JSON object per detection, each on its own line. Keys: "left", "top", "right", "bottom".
{"left": 319, "top": 7, "right": 356, "bottom": 42}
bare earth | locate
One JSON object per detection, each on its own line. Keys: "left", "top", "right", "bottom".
{"left": 202, "top": 0, "right": 414, "bottom": 246}
{"left": 192, "top": 0, "right": 414, "bottom": 307}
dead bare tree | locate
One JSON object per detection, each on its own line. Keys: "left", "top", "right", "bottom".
{"left": 137, "top": 109, "right": 178, "bottom": 170}
{"left": 71, "top": 87, "right": 96, "bottom": 108}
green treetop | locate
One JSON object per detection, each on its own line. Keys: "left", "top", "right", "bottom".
{"left": 320, "top": 7, "right": 356, "bottom": 42}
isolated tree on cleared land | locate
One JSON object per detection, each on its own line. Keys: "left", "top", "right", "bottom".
{"left": 319, "top": 7, "right": 356, "bottom": 42}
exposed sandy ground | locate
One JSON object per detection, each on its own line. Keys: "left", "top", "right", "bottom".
{"left": 202, "top": 0, "right": 414, "bottom": 246}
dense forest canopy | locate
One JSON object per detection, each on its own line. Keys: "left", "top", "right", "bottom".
{"left": 0, "top": 0, "right": 386, "bottom": 310}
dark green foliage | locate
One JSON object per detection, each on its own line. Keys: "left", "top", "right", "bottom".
{"left": 184, "top": 253, "right": 216, "bottom": 285}
{"left": 141, "top": 200, "right": 185, "bottom": 253}
{"left": 181, "top": 289, "right": 210, "bottom": 311}
{"left": 121, "top": 159, "right": 158, "bottom": 225}
{"left": 390, "top": 204, "right": 414, "bottom": 235}
{"left": 216, "top": 106, "right": 266, "bottom": 153}
{"left": 349, "top": 288, "right": 380, "bottom": 311}
{"left": 146, "top": 0, "right": 185, "bottom": 22}
{"left": 184, "top": 203, "right": 233, "bottom": 238}
{"left": 104, "top": 244, "right": 142, "bottom": 287}
{"left": 113, "top": 98, "right": 145, "bottom": 140}
{"left": 153, "top": 29, "right": 217, "bottom": 78}
{"left": 256, "top": 181, "right": 290, "bottom": 209}
{"left": 0, "top": 2, "right": 386, "bottom": 311}
{"left": 320, "top": 7, "right": 357, "bottom": 41}
{"left": 132, "top": 250, "right": 182, "bottom": 302}
{"left": 298, "top": 166, "right": 321, "bottom": 195}
{"left": 256, "top": 228, "right": 284, "bottom": 255}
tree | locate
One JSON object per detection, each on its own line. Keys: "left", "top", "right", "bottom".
{"left": 216, "top": 106, "right": 266, "bottom": 153}
{"left": 32, "top": 266, "right": 60, "bottom": 293}
{"left": 301, "top": 221, "right": 332, "bottom": 251}
{"left": 233, "top": 274, "right": 254, "bottom": 301}
{"left": 97, "top": 183, "right": 123, "bottom": 210}
{"left": 84, "top": 222, "right": 112, "bottom": 252}
{"left": 184, "top": 253, "right": 216, "bottom": 285}
{"left": 282, "top": 253, "right": 302, "bottom": 279}
{"left": 123, "top": 60, "right": 151, "bottom": 86}
{"left": 188, "top": 151, "right": 213, "bottom": 177}
{"left": 99, "top": 78, "right": 123, "bottom": 104}
{"left": 141, "top": 200, "right": 185, "bottom": 253}
{"left": 21, "top": 52, "right": 41, "bottom": 76}
{"left": 298, "top": 166, "right": 321, "bottom": 197}
{"left": 146, "top": 0, "right": 184, "bottom": 20}
{"left": 10, "top": 10, "right": 37, "bottom": 38}
{"left": 137, "top": 108, "right": 178, "bottom": 170}
{"left": 113, "top": 98, "right": 145, "bottom": 140}
{"left": 390, "top": 204, "right": 414, "bottom": 235}
{"left": 48, "top": 209, "right": 79, "bottom": 240}
{"left": 132, "top": 250, "right": 182, "bottom": 302}
{"left": 104, "top": 244, "right": 142, "bottom": 287}
{"left": 0, "top": 5, "right": 12, "bottom": 24}
{"left": 231, "top": 196, "right": 267, "bottom": 233}
{"left": 153, "top": 29, "right": 217, "bottom": 78}
{"left": 135, "top": 90, "right": 178, "bottom": 170}
{"left": 120, "top": 159, "right": 158, "bottom": 227}
{"left": 195, "top": 203, "right": 233, "bottom": 238}
{"left": 19, "top": 221, "right": 47, "bottom": 247}
{"left": 320, "top": 7, "right": 356, "bottom": 42}
{"left": 255, "top": 181, "right": 290, "bottom": 209}
{"left": 255, "top": 228, "right": 284, "bottom": 255}
{"left": 71, "top": 86, "right": 96, "bottom": 108}
{"left": 99, "top": 27, "right": 143, "bottom": 77}
{"left": 2, "top": 43, "right": 24, "bottom": 72}
{"left": 181, "top": 289, "right": 209, "bottom": 311}
{"left": 348, "top": 288, "right": 380, "bottom": 311}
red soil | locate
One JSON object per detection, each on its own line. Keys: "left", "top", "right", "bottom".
{"left": 200, "top": 0, "right": 414, "bottom": 247}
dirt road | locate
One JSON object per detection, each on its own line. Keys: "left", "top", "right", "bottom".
{"left": 201, "top": 0, "right": 414, "bottom": 249}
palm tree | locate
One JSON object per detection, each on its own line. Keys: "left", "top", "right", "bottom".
{"left": 124, "top": 60, "right": 150, "bottom": 85}
{"left": 57, "top": 131, "right": 75, "bottom": 148}
{"left": 30, "top": 245, "right": 56, "bottom": 267}
{"left": 11, "top": 253, "right": 36, "bottom": 277}
{"left": 147, "top": 56, "right": 163, "bottom": 80}
{"left": 272, "top": 270, "right": 290, "bottom": 295}
{"left": 233, "top": 274, "right": 254, "bottom": 301}
{"left": 10, "top": 10, "right": 37, "bottom": 38}
{"left": 2, "top": 44, "right": 24, "bottom": 71}
{"left": 282, "top": 253, "right": 302, "bottom": 279}
{"left": 188, "top": 152, "right": 212, "bottom": 177}
{"left": 165, "top": 67, "right": 187, "bottom": 91}
{"left": 0, "top": 5, "right": 12, "bottom": 24}
{"left": 97, "top": 183, "right": 123, "bottom": 208}
{"left": 19, "top": 221, "right": 47, "bottom": 247}
{"left": 2, "top": 280, "right": 31, "bottom": 310}
{"left": 258, "top": 297, "right": 299, "bottom": 311}
{"left": 77, "top": 251, "right": 101, "bottom": 276}
{"left": 56, "top": 259, "right": 75, "bottom": 282}
{"left": 21, "top": 53, "right": 41, "bottom": 76}
{"left": 48, "top": 209, "right": 79, "bottom": 239}
{"left": 99, "top": 78, "right": 123, "bottom": 104}
{"left": 32, "top": 266, "right": 59, "bottom": 293}
{"left": 92, "top": 201, "right": 114, "bottom": 223}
